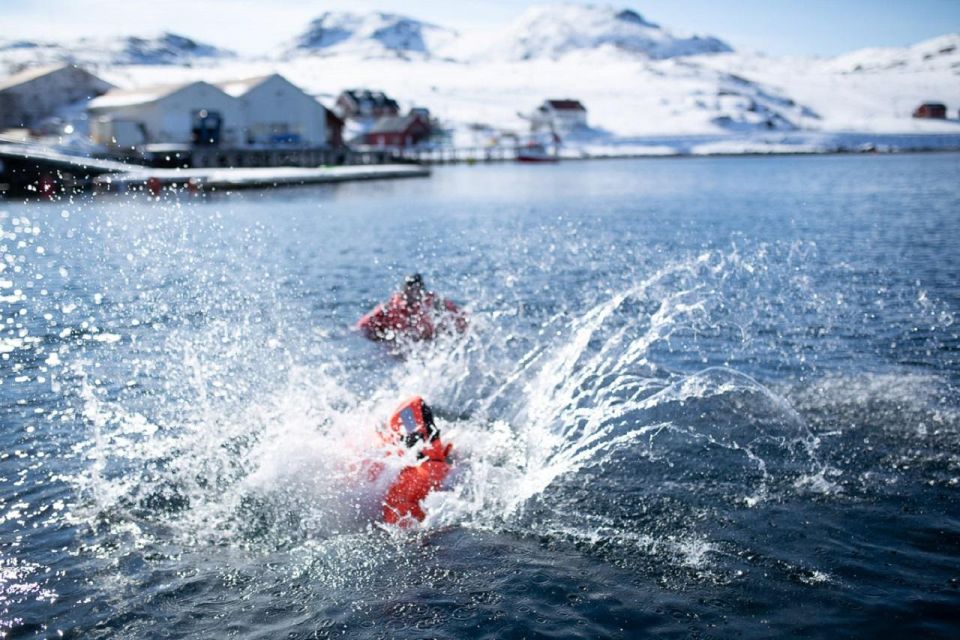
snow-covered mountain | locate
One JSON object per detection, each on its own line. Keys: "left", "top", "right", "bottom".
{"left": 2, "top": 6, "right": 957, "bottom": 152}
{"left": 113, "top": 33, "right": 236, "bottom": 65}
{"left": 823, "top": 33, "right": 960, "bottom": 74}
{"left": 477, "top": 3, "right": 732, "bottom": 61}
{"left": 0, "top": 32, "right": 235, "bottom": 73}
{"left": 283, "top": 12, "right": 457, "bottom": 60}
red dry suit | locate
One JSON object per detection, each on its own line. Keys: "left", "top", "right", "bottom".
{"left": 378, "top": 396, "right": 452, "bottom": 525}
{"left": 357, "top": 291, "right": 467, "bottom": 342}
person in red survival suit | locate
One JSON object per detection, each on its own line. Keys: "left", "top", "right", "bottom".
{"left": 380, "top": 396, "right": 453, "bottom": 526}
{"left": 357, "top": 273, "right": 467, "bottom": 342}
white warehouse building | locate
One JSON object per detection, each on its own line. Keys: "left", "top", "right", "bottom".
{"left": 89, "top": 80, "right": 242, "bottom": 147}
{"left": 88, "top": 73, "right": 328, "bottom": 149}
{"left": 220, "top": 74, "right": 328, "bottom": 146}
{"left": 0, "top": 64, "right": 113, "bottom": 129}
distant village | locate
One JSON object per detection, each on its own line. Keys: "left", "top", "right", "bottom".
{"left": 0, "top": 63, "right": 591, "bottom": 171}
{"left": 0, "top": 49, "right": 956, "bottom": 198}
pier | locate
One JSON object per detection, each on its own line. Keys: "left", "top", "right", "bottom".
{"left": 93, "top": 164, "right": 430, "bottom": 194}
{"left": 0, "top": 142, "right": 127, "bottom": 196}
{"left": 369, "top": 145, "right": 539, "bottom": 165}
{"left": 0, "top": 143, "right": 429, "bottom": 198}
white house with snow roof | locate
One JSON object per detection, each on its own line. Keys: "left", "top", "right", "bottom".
{"left": 88, "top": 80, "right": 243, "bottom": 147}
{"left": 0, "top": 64, "right": 113, "bottom": 129}
{"left": 218, "top": 74, "right": 327, "bottom": 146}
{"left": 530, "top": 99, "right": 588, "bottom": 134}
{"left": 87, "top": 73, "right": 328, "bottom": 148}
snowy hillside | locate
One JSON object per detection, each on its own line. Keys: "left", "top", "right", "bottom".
{"left": 90, "top": 49, "right": 821, "bottom": 141}
{"left": 475, "top": 4, "right": 732, "bottom": 61}
{"left": 0, "top": 32, "right": 235, "bottom": 73}
{"left": 824, "top": 33, "right": 960, "bottom": 74}
{"left": 283, "top": 12, "right": 457, "bottom": 60}
{"left": 697, "top": 33, "right": 960, "bottom": 133}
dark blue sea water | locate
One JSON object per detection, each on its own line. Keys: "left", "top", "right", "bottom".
{"left": 1, "top": 154, "right": 959, "bottom": 638}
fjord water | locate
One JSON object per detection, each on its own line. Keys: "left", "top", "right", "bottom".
{"left": 2, "top": 154, "right": 959, "bottom": 638}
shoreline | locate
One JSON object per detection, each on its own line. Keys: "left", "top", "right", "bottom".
{"left": 553, "top": 146, "right": 960, "bottom": 162}
{"left": 388, "top": 129, "right": 960, "bottom": 165}
{"left": 3, "top": 139, "right": 957, "bottom": 200}
{"left": 92, "top": 164, "right": 431, "bottom": 194}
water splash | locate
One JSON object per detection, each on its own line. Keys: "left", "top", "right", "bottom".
{"left": 5, "top": 199, "right": 948, "bottom": 598}
{"left": 58, "top": 246, "right": 840, "bottom": 573}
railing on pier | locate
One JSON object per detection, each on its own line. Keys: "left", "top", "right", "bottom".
{"left": 187, "top": 145, "right": 530, "bottom": 167}
{"left": 188, "top": 147, "right": 406, "bottom": 169}
{"left": 373, "top": 145, "right": 526, "bottom": 165}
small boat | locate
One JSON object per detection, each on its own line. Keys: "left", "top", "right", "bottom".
{"left": 516, "top": 142, "right": 558, "bottom": 163}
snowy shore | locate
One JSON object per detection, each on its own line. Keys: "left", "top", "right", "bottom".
{"left": 93, "top": 164, "right": 430, "bottom": 192}
{"left": 3, "top": 4, "right": 959, "bottom": 157}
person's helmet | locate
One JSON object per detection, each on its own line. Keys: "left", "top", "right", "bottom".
{"left": 388, "top": 395, "right": 437, "bottom": 448}
{"left": 404, "top": 273, "right": 424, "bottom": 289}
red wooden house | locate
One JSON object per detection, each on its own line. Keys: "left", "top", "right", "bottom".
{"left": 363, "top": 113, "right": 431, "bottom": 147}
{"left": 913, "top": 103, "right": 947, "bottom": 119}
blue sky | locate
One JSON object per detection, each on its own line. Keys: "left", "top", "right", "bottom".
{"left": 2, "top": 0, "right": 958, "bottom": 57}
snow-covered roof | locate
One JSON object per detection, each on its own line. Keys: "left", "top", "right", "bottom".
{"left": 339, "top": 88, "right": 400, "bottom": 110}
{"left": 216, "top": 74, "right": 275, "bottom": 97}
{"left": 0, "top": 64, "right": 66, "bottom": 90}
{"left": 0, "top": 63, "right": 99, "bottom": 91}
{"left": 88, "top": 74, "right": 316, "bottom": 110}
{"left": 367, "top": 113, "right": 427, "bottom": 134}
{"left": 544, "top": 99, "right": 586, "bottom": 111}
{"left": 87, "top": 81, "right": 195, "bottom": 109}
